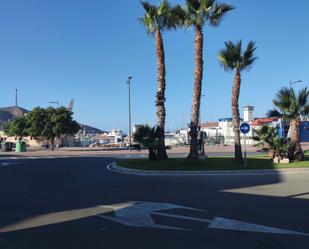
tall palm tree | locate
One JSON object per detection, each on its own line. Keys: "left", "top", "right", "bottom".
{"left": 184, "top": 0, "right": 234, "bottom": 161}
{"left": 139, "top": 0, "right": 184, "bottom": 160}
{"left": 218, "top": 40, "right": 257, "bottom": 163}
{"left": 267, "top": 87, "right": 309, "bottom": 161}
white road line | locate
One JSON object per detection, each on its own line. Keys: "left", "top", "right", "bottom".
{"left": 152, "top": 212, "right": 309, "bottom": 236}
{"left": 152, "top": 212, "right": 212, "bottom": 223}
{"left": 0, "top": 162, "right": 22, "bottom": 167}
{"left": 208, "top": 217, "right": 309, "bottom": 236}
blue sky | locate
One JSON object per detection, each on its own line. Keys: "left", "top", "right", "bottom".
{"left": 0, "top": 0, "right": 308, "bottom": 132}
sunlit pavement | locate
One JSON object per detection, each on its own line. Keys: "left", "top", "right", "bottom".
{"left": 0, "top": 143, "right": 308, "bottom": 159}
{"left": 0, "top": 157, "right": 309, "bottom": 249}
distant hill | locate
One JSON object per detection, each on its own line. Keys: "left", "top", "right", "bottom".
{"left": 0, "top": 106, "right": 29, "bottom": 130}
{"left": 81, "top": 124, "right": 106, "bottom": 135}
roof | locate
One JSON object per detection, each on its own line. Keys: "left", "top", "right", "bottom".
{"left": 243, "top": 105, "right": 255, "bottom": 109}
{"left": 201, "top": 122, "right": 219, "bottom": 128}
{"left": 219, "top": 118, "right": 233, "bottom": 122}
{"left": 251, "top": 117, "right": 278, "bottom": 126}
{"left": 219, "top": 118, "right": 244, "bottom": 122}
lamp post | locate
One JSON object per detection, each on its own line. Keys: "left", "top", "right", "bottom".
{"left": 289, "top": 80, "right": 302, "bottom": 88}
{"left": 127, "top": 76, "right": 133, "bottom": 151}
{"left": 50, "top": 101, "right": 59, "bottom": 108}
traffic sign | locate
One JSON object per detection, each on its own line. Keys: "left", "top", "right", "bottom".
{"left": 240, "top": 122, "right": 250, "bottom": 134}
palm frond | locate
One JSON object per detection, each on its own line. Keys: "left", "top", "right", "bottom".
{"left": 139, "top": 0, "right": 184, "bottom": 34}
{"left": 243, "top": 41, "right": 257, "bottom": 68}
{"left": 273, "top": 87, "right": 295, "bottom": 114}
{"left": 301, "top": 105, "right": 309, "bottom": 116}
{"left": 267, "top": 109, "right": 282, "bottom": 118}
{"left": 218, "top": 40, "right": 257, "bottom": 72}
{"left": 184, "top": 0, "right": 233, "bottom": 27}
{"left": 141, "top": 1, "right": 152, "bottom": 12}
{"left": 298, "top": 87, "right": 309, "bottom": 107}
{"left": 209, "top": 3, "right": 234, "bottom": 27}
{"left": 218, "top": 49, "right": 235, "bottom": 71}
{"left": 167, "top": 5, "right": 186, "bottom": 28}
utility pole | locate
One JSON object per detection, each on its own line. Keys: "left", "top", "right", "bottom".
{"left": 15, "top": 89, "right": 18, "bottom": 107}
{"left": 127, "top": 76, "right": 133, "bottom": 151}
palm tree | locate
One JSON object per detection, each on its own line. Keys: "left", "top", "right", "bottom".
{"left": 218, "top": 40, "right": 257, "bottom": 163}
{"left": 253, "top": 125, "right": 288, "bottom": 159}
{"left": 139, "top": 1, "right": 184, "bottom": 160}
{"left": 267, "top": 87, "right": 309, "bottom": 161}
{"left": 184, "top": 0, "right": 234, "bottom": 161}
{"left": 133, "top": 125, "right": 158, "bottom": 160}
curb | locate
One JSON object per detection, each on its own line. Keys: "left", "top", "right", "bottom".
{"left": 107, "top": 162, "right": 309, "bottom": 176}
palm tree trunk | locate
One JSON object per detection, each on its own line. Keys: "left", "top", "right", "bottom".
{"left": 289, "top": 118, "right": 304, "bottom": 161}
{"left": 51, "top": 137, "right": 55, "bottom": 151}
{"left": 188, "top": 25, "right": 203, "bottom": 161}
{"left": 232, "top": 69, "right": 244, "bottom": 164}
{"left": 155, "top": 29, "right": 168, "bottom": 160}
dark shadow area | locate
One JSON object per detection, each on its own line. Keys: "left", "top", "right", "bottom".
{"left": 0, "top": 157, "right": 308, "bottom": 249}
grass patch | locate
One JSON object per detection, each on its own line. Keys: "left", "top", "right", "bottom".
{"left": 117, "top": 155, "right": 309, "bottom": 171}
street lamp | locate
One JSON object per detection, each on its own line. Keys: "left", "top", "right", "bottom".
{"left": 289, "top": 80, "right": 302, "bottom": 88}
{"left": 127, "top": 76, "right": 133, "bottom": 151}
{"left": 50, "top": 101, "right": 59, "bottom": 108}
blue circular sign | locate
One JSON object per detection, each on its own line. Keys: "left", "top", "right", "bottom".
{"left": 240, "top": 122, "right": 251, "bottom": 134}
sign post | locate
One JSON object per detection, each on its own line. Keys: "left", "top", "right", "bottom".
{"left": 240, "top": 122, "right": 251, "bottom": 167}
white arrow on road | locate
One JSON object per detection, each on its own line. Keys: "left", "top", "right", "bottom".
{"left": 98, "top": 202, "right": 203, "bottom": 231}
{"left": 1, "top": 201, "right": 308, "bottom": 237}
{"left": 99, "top": 201, "right": 309, "bottom": 236}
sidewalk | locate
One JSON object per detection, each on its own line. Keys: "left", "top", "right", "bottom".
{"left": 0, "top": 143, "right": 308, "bottom": 159}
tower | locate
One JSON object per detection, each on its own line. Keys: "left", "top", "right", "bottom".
{"left": 243, "top": 106, "right": 254, "bottom": 122}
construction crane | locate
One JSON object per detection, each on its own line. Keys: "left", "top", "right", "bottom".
{"left": 68, "top": 99, "right": 74, "bottom": 112}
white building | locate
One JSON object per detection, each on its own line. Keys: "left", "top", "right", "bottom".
{"left": 99, "top": 128, "right": 125, "bottom": 145}
{"left": 200, "top": 122, "right": 221, "bottom": 137}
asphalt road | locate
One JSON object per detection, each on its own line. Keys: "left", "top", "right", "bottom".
{"left": 0, "top": 157, "right": 309, "bottom": 249}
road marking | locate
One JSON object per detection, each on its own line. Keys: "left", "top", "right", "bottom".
{"left": 98, "top": 202, "right": 202, "bottom": 231}
{"left": 0, "top": 201, "right": 308, "bottom": 236}
{"left": 0, "top": 161, "right": 22, "bottom": 167}
{"left": 151, "top": 212, "right": 212, "bottom": 223}
{"left": 208, "top": 217, "right": 309, "bottom": 236}
{"left": 152, "top": 212, "right": 309, "bottom": 236}
{"left": 98, "top": 201, "right": 309, "bottom": 236}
